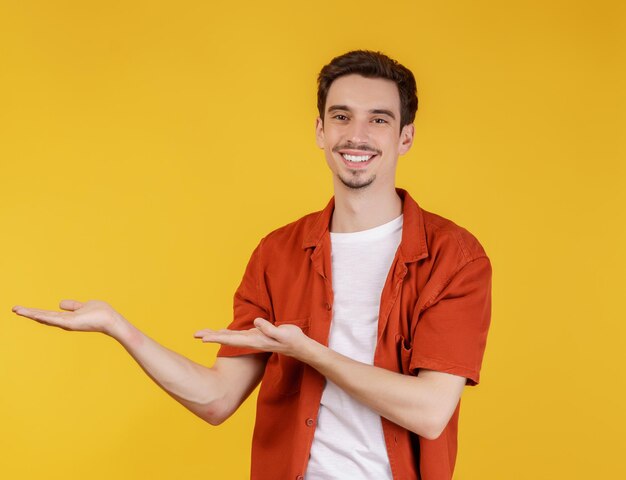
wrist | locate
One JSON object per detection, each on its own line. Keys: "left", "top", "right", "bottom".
{"left": 298, "top": 336, "right": 326, "bottom": 368}
{"left": 105, "top": 313, "right": 133, "bottom": 342}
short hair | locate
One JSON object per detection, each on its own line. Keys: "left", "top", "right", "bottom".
{"left": 317, "top": 50, "right": 418, "bottom": 129}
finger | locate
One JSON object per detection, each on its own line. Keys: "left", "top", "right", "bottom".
{"left": 253, "top": 318, "right": 278, "bottom": 338}
{"left": 253, "top": 317, "right": 271, "bottom": 328}
{"left": 59, "top": 299, "right": 84, "bottom": 311}
{"left": 197, "top": 329, "right": 276, "bottom": 350}
{"left": 197, "top": 329, "right": 247, "bottom": 341}
{"left": 12, "top": 307, "right": 71, "bottom": 328}
{"left": 13, "top": 306, "right": 56, "bottom": 317}
{"left": 197, "top": 330, "right": 246, "bottom": 345}
{"left": 193, "top": 329, "right": 222, "bottom": 338}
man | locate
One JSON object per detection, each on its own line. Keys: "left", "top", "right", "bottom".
{"left": 12, "top": 50, "right": 492, "bottom": 479}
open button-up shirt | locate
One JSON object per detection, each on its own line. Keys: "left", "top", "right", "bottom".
{"left": 217, "top": 188, "right": 493, "bottom": 480}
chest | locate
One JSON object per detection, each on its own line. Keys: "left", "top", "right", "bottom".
{"left": 265, "top": 246, "right": 425, "bottom": 373}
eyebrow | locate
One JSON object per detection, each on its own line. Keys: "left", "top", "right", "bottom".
{"left": 370, "top": 109, "right": 396, "bottom": 119}
{"left": 327, "top": 105, "right": 397, "bottom": 120}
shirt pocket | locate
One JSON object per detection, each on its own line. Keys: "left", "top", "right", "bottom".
{"left": 396, "top": 334, "right": 414, "bottom": 376}
{"left": 267, "top": 316, "right": 311, "bottom": 396}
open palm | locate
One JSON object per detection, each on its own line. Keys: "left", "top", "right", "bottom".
{"left": 12, "top": 299, "right": 122, "bottom": 335}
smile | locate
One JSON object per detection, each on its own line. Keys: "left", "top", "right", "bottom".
{"left": 339, "top": 152, "right": 378, "bottom": 169}
{"left": 342, "top": 154, "right": 372, "bottom": 163}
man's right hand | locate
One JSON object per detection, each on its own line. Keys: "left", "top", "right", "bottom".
{"left": 10, "top": 298, "right": 266, "bottom": 425}
{"left": 12, "top": 299, "right": 126, "bottom": 337}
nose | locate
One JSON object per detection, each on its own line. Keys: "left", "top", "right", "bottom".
{"left": 346, "top": 117, "right": 370, "bottom": 145}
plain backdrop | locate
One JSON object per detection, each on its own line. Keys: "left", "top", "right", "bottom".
{"left": 1, "top": 1, "right": 625, "bottom": 478}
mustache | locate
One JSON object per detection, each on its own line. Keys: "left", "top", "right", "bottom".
{"left": 332, "top": 143, "right": 381, "bottom": 155}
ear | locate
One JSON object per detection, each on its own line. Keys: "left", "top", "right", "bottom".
{"left": 315, "top": 117, "right": 325, "bottom": 149}
{"left": 398, "top": 123, "right": 415, "bottom": 155}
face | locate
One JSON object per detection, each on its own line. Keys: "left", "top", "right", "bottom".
{"left": 315, "top": 74, "right": 415, "bottom": 192}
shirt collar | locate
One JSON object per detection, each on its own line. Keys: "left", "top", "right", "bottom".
{"left": 302, "top": 188, "right": 429, "bottom": 263}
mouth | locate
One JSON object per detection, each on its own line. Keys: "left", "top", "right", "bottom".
{"left": 338, "top": 150, "right": 378, "bottom": 169}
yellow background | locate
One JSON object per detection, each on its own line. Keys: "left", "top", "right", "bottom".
{"left": 1, "top": 1, "right": 624, "bottom": 478}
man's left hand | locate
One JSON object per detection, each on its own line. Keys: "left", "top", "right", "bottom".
{"left": 194, "top": 318, "right": 314, "bottom": 360}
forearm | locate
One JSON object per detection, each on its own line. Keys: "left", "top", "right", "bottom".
{"left": 302, "top": 341, "right": 463, "bottom": 440}
{"left": 12, "top": 300, "right": 262, "bottom": 425}
{"left": 195, "top": 318, "right": 465, "bottom": 437}
{"left": 110, "top": 316, "right": 226, "bottom": 423}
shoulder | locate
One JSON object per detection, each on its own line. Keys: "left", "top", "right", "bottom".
{"left": 413, "top": 207, "right": 492, "bottom": 310}
{"left": 420, "top": 207, "right": 489, "bottom": 267}
{"left": 256, "top": 209, "right": 322, "bottom": 254}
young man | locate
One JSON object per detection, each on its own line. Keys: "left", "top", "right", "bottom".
{"left": 12, "top": 50, "right": 492, "bottom": 480}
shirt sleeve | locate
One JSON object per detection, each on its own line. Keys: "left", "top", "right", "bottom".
{"left": 217, "top": 239, "right": 273, "bottom": 358}
{"left": 410, "top": 255, "right": 492, "bottom": 385}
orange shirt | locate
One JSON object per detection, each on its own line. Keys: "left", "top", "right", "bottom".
{"left": 218, "top": 188, "right": 492, "bottom": 480}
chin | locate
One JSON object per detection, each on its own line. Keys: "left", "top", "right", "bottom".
{"left": 338, "top": 174, "right": 376, "bottom": 190}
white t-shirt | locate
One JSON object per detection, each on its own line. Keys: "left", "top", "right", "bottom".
{"left": 306, "top": 214, "right": 403, "bottom": 480}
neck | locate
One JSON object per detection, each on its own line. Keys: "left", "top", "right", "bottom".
{"left": 330, "top": 183, "right": 402, "bottom": 233}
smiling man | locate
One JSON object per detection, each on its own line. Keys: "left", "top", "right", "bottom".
{"left": 12, "top": 50, "right": 492, "bottom": 480}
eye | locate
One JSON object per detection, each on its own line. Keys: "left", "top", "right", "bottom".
{"left": 373, "top": 118, "right": 388, "bottom": 124}
{"left": 333, "top": 114, "right": 348, "bottom": 121}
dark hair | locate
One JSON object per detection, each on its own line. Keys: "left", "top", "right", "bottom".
{"left": 317, "top": 50, "right": 418, "bottom": 129}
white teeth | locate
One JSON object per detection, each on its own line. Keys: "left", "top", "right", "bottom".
{"left": 342, "top": 154, "right": 372, "bottom": 162}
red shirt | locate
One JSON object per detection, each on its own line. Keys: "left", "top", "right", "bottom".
{"left": 218, "top": 189, "right": 492, "bottom": 480}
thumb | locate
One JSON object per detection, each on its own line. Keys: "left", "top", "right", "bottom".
{"left": 59, "top": 299, "right": 84, "bottom": 311}
{"left": 254, "top": 318, "right": 280, "bottom": 339}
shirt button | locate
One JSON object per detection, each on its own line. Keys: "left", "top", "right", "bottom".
{"left": 296, "top": 476, "right": 304, "bottom": 480}
{"left": 325, "top": 302, "right": 332, "bottom": 310}
{"left": 305, "top": 417, "right": 314, "bottom": 427}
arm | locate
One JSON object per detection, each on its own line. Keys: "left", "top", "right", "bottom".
{"left": 302, "top": 340, "right": 465, "bottom": 440}
{"left": 195, "top": 319, "right": 465, "bottom": 439}
{"left": 11, "top": 299, "right": 265, "bottom": 425}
